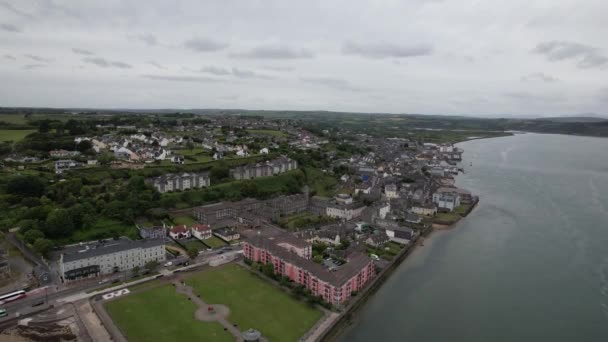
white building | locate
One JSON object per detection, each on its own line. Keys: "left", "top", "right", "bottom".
{"left": 385, "top": 183, "right": 399, "bottom": 199}
{"left": 192, "top": 224, "right": 212, "bottom": 240}
{"left": 147, "top": 172, "right": 210, "bottom": 193}
{"left": 326, "top": 202, "right": 366, "bottom": 220}
{"left": 59, "top": 238, "right": 165, "bottom": 282}
{"left": 432, "top": 188, "right": 462, "bottom": 212}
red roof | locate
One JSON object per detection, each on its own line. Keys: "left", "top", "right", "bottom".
{"left": 192, "top": 224, "right": 211, "bottom": 232}
{"left": 170, "top": 225, "right": 188, "bottom": 233}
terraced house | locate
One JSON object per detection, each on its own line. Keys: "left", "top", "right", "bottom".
{"left": 230, "top": 156, "right": 297, "bottom": 180}
{"left": 146, "top": 172, "right": 210, "bottom": 193}
{"left": 244, "top": 234, "right": 374, "bottom": 305}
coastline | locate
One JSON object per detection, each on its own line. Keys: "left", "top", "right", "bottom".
{"left": 317, "top": 194, "right": 480, "bottom": 342}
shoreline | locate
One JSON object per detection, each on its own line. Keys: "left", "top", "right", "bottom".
{"left": 317, "top": 198, "right": 479, "bottom": 342}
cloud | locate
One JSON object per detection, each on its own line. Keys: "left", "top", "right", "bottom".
{"left": 232, "top": 45, "right": 314, "bottom": 59}
{"left": 200, "top": 66, "right": 231, "bottom": 76}
{"left": 199, "top": 66, "right": 273, "bottom": 79}
{"left": 24, "top": 54, "right": 52, "bottom": 63}
{"left": 3, "top": 54, "right": 16, "bottom": 60}
{"left": 533, "top": 41, "right": 608, "bottom": 69}
{"left": 184, "top": 37, "right": 228, "bottom": 52}
{"left": 146, "top": 61, "right": 167, "bottom": 70}
{"left": 342, "top": 41, "right": 432, "bottom": 59}
{"left": 82, "top": 57, "right": 132, "bottom": 68}
{"left": 300, "top": 77, "right": 363, "bottom": 92}
{"left": 72, "top": 48, "right": 94, "bottom": 56}
{"left": 261, "top": 65, "right": 294, "bottom": 72}
{"left": 141, "top": 74, "right": 224, "bottom": 83}
{"left": 504, "top": 91, "right": 565, "bottom": 103}
{"left": 0, "top": 1, "right": 33, "bottom": 18}
{"left": 0, "top": 23, "right": 21, "bottom": 32}
{"left": 131, "top": 33, "right": 158, "bottom": 46}
{"left": 23, "top": 64, "right": 46, "bottom": 70}
{"left": 521, "top": 72, "right": 559, "bottom": 83}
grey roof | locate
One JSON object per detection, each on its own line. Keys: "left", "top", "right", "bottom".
{"left": 61, "top": 238, "right": 165, "bottom": 263}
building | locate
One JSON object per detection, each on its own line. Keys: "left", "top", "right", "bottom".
{"left": 263, "top": 193, "right": 309, "bottom": 218}
{"left": 365, "top": 232, "right": 390, "bottom": 248}
{"left": 192, "top": 224, "right": 212, "bottom": 240}
{"left": 49, "top": 149, "right": 80, "bottom": 158}
{"left": 354, "top": 182, "right": 372, "bottom": 195}
{"left": 432, "top": 187, "right": 462, "bottom": 212}
{"left": 244, "top": 235, "right": 374, "bottom": 305}
{"left": 214, "top": 228, "right": 240, "bottom": 242}
{"left": 411, "top": 203, "right": 437, "bottom": 216}
{"left": 326, "top": 202, "right": 366, "bottom": 220}
{"left": 55, "top": 160, "right": 79, "bottom": 174}
{"left": 194, "top": 199, "right": 262, "bottom": 225}
{"left": 138, "top": 225, "right": 166, "bottom": 240}
{"left": 59, "top": 238, "right": 165, "bottom": 282}
{"left": 169, "top": 225, "right": 191, "bottom": 239}
{"left": 384, "top": 183, "right": 399, "bottom": 199}
{"left": 230, "top": 156, "right": 297, "bottom": 180}
{"left": 147, "top": 172, "right": 210, "bottom": 193}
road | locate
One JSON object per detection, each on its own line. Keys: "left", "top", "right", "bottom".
{"left": 0, "top": 249, "right": 243, "bottom": 322}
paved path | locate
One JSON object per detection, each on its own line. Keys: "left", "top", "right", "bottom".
{"left": 302, "top": 311, "right": 340, "bottom": 342}
{"left": 173, "top": 280, "right": 246, "bottom": 342}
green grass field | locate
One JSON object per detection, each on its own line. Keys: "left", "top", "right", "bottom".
{"left": 171, "top": 215, "right": 197, "bottom": 226}
{"left": 185, "top": 264, "right": 322, "bottom": 341}
{"left": 304, "top": 167, "right": 337, "bottom": 197}
{"left": 184, "top": 239, "right": 205, "bottom": 251}
{"left": 0, "top": 129, "right": 36, "bottom": 142}
{"left": 105, "top": 285, "right": 232, "bottom": 342}
{"left": 435, "top": 211, "right": 461, "bottom": 223}
{"left": 202, "top": 236, "right": 227, "bottom": 248}
{"left": 247, "top": 129, "right": 288, "bottom": 137}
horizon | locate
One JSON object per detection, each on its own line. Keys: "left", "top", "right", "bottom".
{"left": 1, "top": 1, "right": 607, "bottom": 116}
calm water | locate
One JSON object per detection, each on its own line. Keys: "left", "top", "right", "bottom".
{"left": 341, "top": 133, "right": 608, "bottom": 342}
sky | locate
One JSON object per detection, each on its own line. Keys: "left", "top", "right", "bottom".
{"left": 1, "top": 0, "right": 608, "bottom": 117}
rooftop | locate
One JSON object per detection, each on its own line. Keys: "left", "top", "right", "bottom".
{"left": 61, "top": 238, "right": 164, "bottom": 263}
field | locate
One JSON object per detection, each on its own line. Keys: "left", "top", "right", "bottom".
{"left": 435, "top": 211, "right": 461, "bottom": 223}
{"left": 184, "top": 239, "right": 205, "bottom": 251}
{"left": 105, "top": 285, "right": 232, "bottom": 342}
{"left": 303, "top": 167, "right": 337, "bottom": 196}
{"left": 247, "top": 129, "right": 288, "bottom": 137}
{"left": 0, "top": 129, "right": 36, "bottom": 142}
{"left": 202, "top": 236, "right": 227, "bottom": 248}
{"left": 171, "top": 215, "right": 197, "bottom": 226}
{"left": 185, "top": 264, "right": 322, "bottom": 341}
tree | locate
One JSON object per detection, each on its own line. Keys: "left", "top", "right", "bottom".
{"left": 210, "top": 162, "right": 229, "bottom": 181}
{"left": 144, "top": 260, "right": 159, "bottom": 271}
{"left": 187, "top": 246, "right": 198, "bottom": 259}
{"left": 33, "top": 238, "right": 53, "bottom": 257}
{"left": 6, "top": 175, "right": 45, "bottom": 198}
{"left": 313, "top": 255, "right": 323, "bottom": 264}
{"left": 44, "top": 209, "right": 74, "bottom": 238}
{"left": 23, "top": 229, "right": 44, "bottom": 244}
{"left": 261, "top": 263, "right": 275, "bottom": 278}
{"left": 132, "top": 265, "right": 141, "bottom": 276}
{"left": 97, "top": 152, "right": 115, "bottom": 165}
{"left": 186, "top": 140, "right": 195, "bottom": 151}
{"left": 38, "top": 120, "right": 51, "bottom": 133}
{"left": 240, "top": 181, "right": 258, "bottom": 198}
{"left": 76, "top": 140, "right": 93, "bottom": 153}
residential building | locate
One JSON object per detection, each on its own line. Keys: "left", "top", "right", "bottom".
{"left": 244, "top": 235, "right": 374, "bottom": 305}
{"left": 147, "top": 172, "right": 210, "bottom": 193}
{"left": 230, "top": 156, "right": 297, "bottom": 180}
{"left": 169, "top": 225, "right": 191, "bottom": 239}
{"left": 432, "top": 187, "right": 462, "bottom": 212}
{"left": 55, "top": 160, "right": 79, "bottom": 174}
{"left": 59, "top": 238, "right": 165, "bottom": 282}
{"left": 192, "top": 224, "right": 212, "bottom": 240}
{"left": 194, "top": 199, "right": 262, "bottom": 225}
{"left": 49, "top": 149, "right": 80, "bottom": 158}
{"left": 214, "top": 227, "right": 240, "bottom": 242}
{"left": 138, "top": 225, "right": 166, "bottom": 240}
{"left": 384, "top": 183, "right": 399, "bottom": 199}
{"left": 326, "top": 202, "right": 366, "bottom": 220}
{"left": 411, "top": 203, "right": 437, "bottom": 216}
{"left": 365, "top": 232, "right": 390, "bottom": 248}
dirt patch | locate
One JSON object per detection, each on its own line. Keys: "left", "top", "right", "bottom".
{"left": 1, "top": 324, "right": 77, "bottom": 342}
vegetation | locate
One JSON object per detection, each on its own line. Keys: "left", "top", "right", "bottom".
{"left": 105, "top": 285, "right": 232, "bottom": 342}
{"left": 185, "top": 264, "right": 322, "bottom": 341}
{"left": 202, "top": 236, "right": 227, "bottom": 248}
{"left": 0, "top": 129, "right": 37, "bottom": 142}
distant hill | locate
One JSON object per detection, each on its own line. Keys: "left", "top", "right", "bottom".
{"left": 535, "top": 116, "right": 608, "bottom": 123}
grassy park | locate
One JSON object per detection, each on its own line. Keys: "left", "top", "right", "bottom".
{"left": 0, "top": 129, "right": 36, "bottom": 142}
{"left": 105, "top": 285, "right": 233, "bottom": 342}
{"left": 202, "top": 236, "right": 227, "bottom": 248}
{"left": 185, "top": 264, "right": 323, "bottom": 341}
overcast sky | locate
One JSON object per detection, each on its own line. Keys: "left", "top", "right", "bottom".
{"left": 1, "top": 0, "right": 608, "bottom": 117}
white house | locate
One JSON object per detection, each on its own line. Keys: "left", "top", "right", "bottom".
{"left": 259, "top": 147, "right": 269, "bottom": 155}
{"left": 432, "top": 188, "right": 461, "bottom": 212}
{"left": 385, "top": 183, "right": 399, "bottom": 199}
{"left": 169, "top": 225, "right": 191, "bottom": 239}
{"left": 192, "top": 224, "right": 212, "bottom": 240}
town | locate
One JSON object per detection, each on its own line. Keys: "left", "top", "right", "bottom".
{"left": 0, "top": 111, "right": 477, "bottom": 341}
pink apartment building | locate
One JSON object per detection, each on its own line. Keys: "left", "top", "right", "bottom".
{"left": 243, "top": 234, "right": 374, "bottom": 305}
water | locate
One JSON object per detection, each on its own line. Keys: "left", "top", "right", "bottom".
{"left": 341, "top": 133, "right": 608, "bottom": 342}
